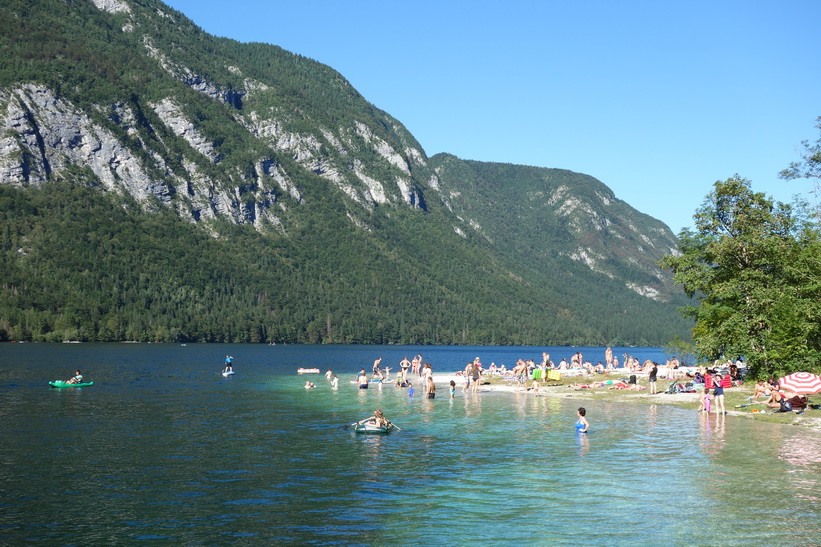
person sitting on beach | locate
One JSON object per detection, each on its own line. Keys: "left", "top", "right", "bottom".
{"left": 751, "top": 380, "right": 771, "bottom": 401}
{"left": 729, "top": 364, "right": 742, "bottom": 385}
{"left": 764, "top": 388, "right": 786, "bottom": 408}
{"left": 786, "top": 395, "right": 808, "bottom": 411}
{"left": 558, "top": 358, "right": 569, "bottom": 370}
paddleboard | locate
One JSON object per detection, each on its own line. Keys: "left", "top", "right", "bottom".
{"left": 222, "top": 371, "right": 235, "bottom": 376}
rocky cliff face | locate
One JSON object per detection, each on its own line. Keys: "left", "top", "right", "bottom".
{"left": 0, "top": 84, "right": 171, "bottom": 202}
{"left": 0, "top": 0, "right": 682, "bottom": 307}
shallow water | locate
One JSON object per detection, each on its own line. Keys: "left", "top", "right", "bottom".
{"left": 1, "top": 344, "right": 819, "bottom": 545}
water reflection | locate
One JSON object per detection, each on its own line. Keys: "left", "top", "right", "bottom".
{"left": 576, "top": 431, "right": 590, "bottom": 456}
{"left": 778, "top": 429, "right": 821, "bottom": 468}
{"left": 699, "top": 411, "right": 726, "bottom": 457}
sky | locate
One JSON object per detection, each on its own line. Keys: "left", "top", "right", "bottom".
{"left": 161, "top": 0, "right": 820, "bottom": 233}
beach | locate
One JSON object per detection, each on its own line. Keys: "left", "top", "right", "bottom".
{"left": 421, "top": 367, "right": 821, "bottom": 429}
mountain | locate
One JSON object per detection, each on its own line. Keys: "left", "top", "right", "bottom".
{"left": 0, "top": 0, "right": 692, "bottom": 345}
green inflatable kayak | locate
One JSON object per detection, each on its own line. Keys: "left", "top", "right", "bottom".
{"left": 49, "top": 381, "right": 94, "bottom": 388}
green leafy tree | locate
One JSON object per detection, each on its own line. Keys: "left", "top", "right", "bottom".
{"left": 660, "top": 175, "right": 821, "bottom": 378}
{"left": 780, "top": 116, "right": 821, "bottom": 223}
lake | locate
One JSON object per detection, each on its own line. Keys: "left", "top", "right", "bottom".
{"left": 1, "top": 343, "right": 819, "bottom": 545}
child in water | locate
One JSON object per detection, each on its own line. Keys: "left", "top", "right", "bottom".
{"left": 699, "top": 387, "right": 711, "bottom": 413}
{"left": 449, "top": 380, "right": 456, "bottom": 398}
{"left": 407, "top": 382, "right": 414, "bottom": 397}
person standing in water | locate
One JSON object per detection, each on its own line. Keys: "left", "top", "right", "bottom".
{"left": 399, "top": 356, "right": 411, "bottom": 381}
{"left": 471, "top": 358, "right": 482, "bottom": 394}
{"left": 425, "top": 375, "right": 436, "bottom": 399}
{"left": 576, "top": 407, "right": 589, "bottom": 433}
{"left": 713, "top": 374, "right": 726, "bottom": 415}
{"left": 357, "top": 369, "right": 369, "bottom": 389}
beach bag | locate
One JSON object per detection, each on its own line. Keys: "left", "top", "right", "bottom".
{"left": 629, "top": 375, "right": 637, "bottom": 385}
{"left": 778, "top": 399, "right": 793, "bottom": 412}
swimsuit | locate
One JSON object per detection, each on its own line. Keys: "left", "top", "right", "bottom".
{"left": 576, "top": 419, "right": 586, "bottom": 432}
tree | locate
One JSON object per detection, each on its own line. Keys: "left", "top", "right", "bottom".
{"left": 660, "top": 175, "right": 821, "bottom": 378}
{"left": 780, "top": 116, "right": 821, "bottom": 223}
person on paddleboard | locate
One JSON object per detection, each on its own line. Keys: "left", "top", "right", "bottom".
{"left": 223, "top": 355, "right": 233, "bottom": 373}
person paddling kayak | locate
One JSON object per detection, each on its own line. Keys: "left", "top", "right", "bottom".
{"left": 66, "top": 370, "right": 84, "bottom": 384}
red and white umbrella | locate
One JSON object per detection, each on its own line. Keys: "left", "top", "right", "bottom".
{"left": 779, "top": 372, "right": 821, "bottom": 394}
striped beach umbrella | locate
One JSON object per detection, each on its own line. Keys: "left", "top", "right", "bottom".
{"left": 779, "top": 372, "right": 821, "bottom": 394}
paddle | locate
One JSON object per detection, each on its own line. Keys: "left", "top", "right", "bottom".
{"left": 341, "top": 418, "right": 370, "bottom": 430}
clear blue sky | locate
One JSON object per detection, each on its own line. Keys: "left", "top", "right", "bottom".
{"left": 162, "top": 0, "right": 819, "bottom": 233}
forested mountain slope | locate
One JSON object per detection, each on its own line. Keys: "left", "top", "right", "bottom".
{"left": 0, "top": 0, "right": 692, "bottom": 344}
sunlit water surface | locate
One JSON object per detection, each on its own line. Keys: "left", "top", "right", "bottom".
{"left": 1, "top": 344, "right": 819, "bottom": 545}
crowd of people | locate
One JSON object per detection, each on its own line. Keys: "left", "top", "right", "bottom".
{"left": 312, "top": 349, "right": 812, "bottom": 435}
{"left": 316, "top": 353, "right": 597, "bottom": 433}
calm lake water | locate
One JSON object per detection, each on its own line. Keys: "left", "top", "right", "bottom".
{"left": 1, "top": 344, "right": 819, "bottom": 545}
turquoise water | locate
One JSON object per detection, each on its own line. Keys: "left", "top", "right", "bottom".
{"left": 1, "top": 344, "right": 819, "bottom": 545}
